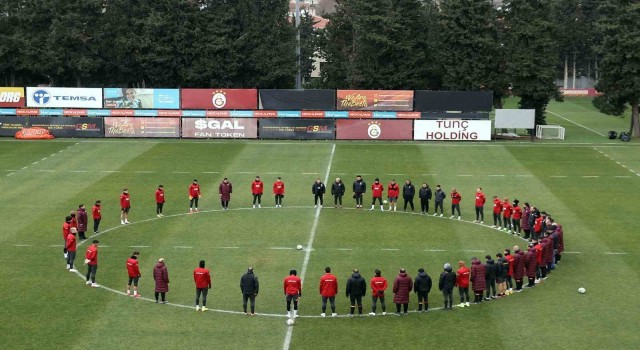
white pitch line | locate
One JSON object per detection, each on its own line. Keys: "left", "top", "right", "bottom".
{"left": 203, "top": 171, "right": 219, "bottom": 174}
{"left": 381, "top": 248, "right": 399, "bottom": 251}
{"left": 70, "top": 170, "right": 88, "bottom": 173}
{"left": 550, "top": 176, "right": 567, "bottom": 178}
{"left": 488, "top": 174, "right": 505, "bottom": 177}
{"left": 36, "top": 170, "right": 55, "bottom": 172}
{"left": 135, "top": 171, "right": 155, "bottom": 173}
{"left": 582, "top": 176, "right": 600, "bottom": 178}
{"left": 283, "top": 143, "right": 335, "bottom": 350}
{"left": 32, "top": 161, "right": 39, "bottom": 164}
{"left": 173, "top": 171, "right": 189, "bottom": 174}
{"left": 7, "top": 172, "right": 15, "bottom": 177}
{"left": 547, "top": 110, "right": 605, "bottom": 137}
{"left": 270, "top": 247, "right": 293, "bottom": 250}
{"left": 302, "top": 172, "right": 319, "bottom": 175}
{"left": 100, "top": 170, "right": 120, "bottom": 173}
{"left": 41, "top": 157, "right": 48, "bottom": 161}
{"left": 563, "top": 251, "right": 581, "bottom": 254}
{"left": 130, "top": 245, "right": 150, "bottom": 248}
{"left": 50, "top": 244, "right": 65, "bottom": 247}
{"left": 218, "top": 246, "right": 239, "bottom": 249}
{"left": 13, "top": 244, "right": 31, "bottom": 247}
{"left": 426, "top": 249, "right": 447, "bottom": 252}
{"left": 422, "top": 173, "right": 437, "bottom": 176}
{"left": 174, "top": 246, "right": 193, "bottom": 249}
{"left": 236, "top": 171, "right": 253, "bottom": 174}
{"left": 337, "top": 248, "right": 353, "bottom": 251}
{"left": 458, "top": 174, "right": 473, "bottom": 177}
{"left": 516, "top": 175, "right": 533, "bottom": 177}
{"left": 604, "top": 252, "right": 628, "bottom": 255}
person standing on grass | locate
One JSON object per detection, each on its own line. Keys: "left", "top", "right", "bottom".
{"left": 219, "top": 178, "right": 232, "bottom": 210}
{"left": 240, "top": 267, "right": 259, "bottom": 315}
{"left": 439, "top": 263, "right": 456, "bottom": 310}
{"left": 352, "top": 175, "right": 366, "bottom": 208}
{"left": 492, "top": 196, "right": 502, "bottom": 228}
{"left": 370, "top": 178, "right": 384, "bottom": 211}
{"left": 312, "top": 178, "right": 326, "bottom": 208}
{"left": 522, "top": 202, "right": 532, "bottom": 240}
{"left": 251, "top": 176, "right": 264, "bottom": 208}
{"left": 474, "top": 187, "right": 486, "bottom": 223}
{"left": 194, "top": 260, "right": 211, "bottom": 312}
{"left": 513, "top": 246, "right": 526, "bottom": 292}
{"left": 504, "top": 249, "right": 515, "bottom": 294}
{"left": 189, "top": 179, "right": 201, "bottom": 213}
{"left": 369, "top": 269, "right": 388, "bottom": 316}
{"left": 126, "top": 252, "right": 141, "bottom": 297}
{"left": 414, "top": 268, "right": 432, "bottom": 312}
{"left": 62, "top": 215, "right": 72, "bottom": 259}
{"left": 155, "top": 185, "right": 165, "bottom": 218}
{"left": 331, "top": 178, "right": 345, "bottom": 208}
{"left": 153, "top": 258, "right": 169, "bottom": 303}
{"left": 484, "top": 255, "right": 498, "bottom": 300}
{"left": 470, "top": 257, "right": 486, "bottom": 303}
{"left": 525, "top": 243, "right": 537, "bottom": 288}
{"left": 120, "top": 188, "right": 131, "bottom": 224}
{"left": 418, "top": 183, "right": 432, "bottom": 214}
{"left": 512, "top": 200, "right": 522, "bottom": 235}
{"left": 77, "top": 204, "right": 88, "bottom": 240}
{"left": 450, "top": 187, "right": 462, "bottom": 220}
{"left": 433, "top": 185, "right": 446, "bottom": 217}
{"left": 273, "top": 177, "right": 285, "bottom": 208}
{"left": 402, "top": 180, "right": 416, "bottom": 212}
{"left": 284, "top": 269, "right": 302, "bottom": 318}
{"left": 92, "top": 200, "right": 101, "bottom": 235}
{"left": 387, "top": 179, "right": 400, "bottom": 211}
{"left": 345, "top": 268, "right": 366, "bottom": 317}
{"left": 84, "top": 240, "right": 100, "bottom": 287}
{"left": 496, "top": 253, "right": 508, "bottom": 297}
{"left": 319, "top": 266, "right": 338, "bottom": 317}
{"left": 456, "top": 260, "right": 471, "bottom": 307}
{"left": 392, "top": 268, "right": 412, "bottom": 315}
{"left": 66, "top": 228, "right": 77, "bottom": 272}
{"left": 502, "top": 197, "right": 512, "bottom": 233}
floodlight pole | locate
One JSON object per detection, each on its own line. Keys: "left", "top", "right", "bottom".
{"left": 295, "top": 0, "right": 302, "bottom": 89}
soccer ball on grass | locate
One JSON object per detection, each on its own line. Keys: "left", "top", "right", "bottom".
{"left": 286, "top": 318, "right": 295, "bottom": 326}
{"left": 578, "top": 287, "right": 586, "bottom": 294}
{"left": 296, "top": 245, "right": 303, "bottom": 250}
{"left": 383, "top": 200, "right": 388, "bottom": 204}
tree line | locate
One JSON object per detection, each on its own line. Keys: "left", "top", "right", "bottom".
{"left": 0, "top": 0, "right": 637, "bottom": 133}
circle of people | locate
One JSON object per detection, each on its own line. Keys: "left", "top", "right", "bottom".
{"left": 59, "top": 175, "right": 566, "bottom": 315}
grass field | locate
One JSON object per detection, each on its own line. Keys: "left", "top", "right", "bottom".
{"left": 1, "top": 98, "right": 639, "bottom": 349}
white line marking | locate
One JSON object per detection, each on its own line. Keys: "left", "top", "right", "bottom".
{"left": 218, "top": 246, "right": 239, "bottom": 249}
{"left": 21, "top": 166, "right": 27, "bottom": 169}
{"left": 100, "top": 170, "right": 120, "bottom": 173}
{"left": 70, "top": 170, "right": 88, "bottom": 173}
{"left": 14, "top": 244, "right": 31, "bottom": 247}
{"left": 426, "top": 249, "right": 447, "bottom": 252}
{"left": 236, "top": 171, "right": 253, "bottom": 174}
{"left": 422, "top": 173, "right": 437, "bottom": 176}
{"left": 3, "top": 170, "right": 19, "bottom": 171}
{"left": 173, "top": 171, "right": 189, "bottom": 174}
{"left": 135, "top": 171, "right": 155, "bottom": 173}
{"left": 614, "top": 176, "right": 631, "bottom": 178}
{"left": 270, "top": 247, "right": 293, "bottom": 250}
{"left": 582, "top": 176, "right": 599, "bottom": 178}
{"left": 302, "top": 172, "right": 319, "bottom": 175}
{"left": 488, "top": 174, "right": 505, "bottom": 177}
{"left": 547, "top": 110, "right": 605, "bottom": 137}
{"left": 337, "top": 248, "right": 353, "bottom": 251}
{"left": 563, "top": 251, "right": 581, "bottom": 254}
{"left": 36, "top": 170, "right": 55, "bottom": 172}
{"left": 283, "top": 143, "right": 335, "bottom": 350}
{"left": 458, "top": 174, "right": 473, "bottom": 177}
{"left": 7, "top": 172, "right": 15, "bottom": 177}
{"left": 130, "top": 245, "right": 150, "bottom": 248}
{"left": 550, "top": 176, "right": 567, "bottom": 178}
{"left": 32, "top": 161, "right": 38, "bottom": 164}
{"left": 381, "top": 248, "right": 399, "bottom": 251}
{"left": 604, "top": 252, "right": 628, "bottom": 255}
{"left": 387, "top": 173, "right": 405, "bottom": 176}
{"left": 203, "top": 171, "right": 219, "bottom": 174}
{"left": 516, "top": 175, "right": 533, "bottom": 177}
{"left": 50, "top": 244, "right": 65, "bottom": 247}
{"left": 41, "top": 157, "right": 47, "bottom": 161}
{"left": 174, "top": 246, "right": 193, "bottom": 249}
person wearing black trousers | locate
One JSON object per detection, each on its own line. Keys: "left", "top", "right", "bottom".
{"left": 331, "top": 178, "right": 345, "bottom": 208}
{"left": 439, "top": 263, "right": 456, "bottom": 310}
{"left": 418, "top": 183, "right": 432, "bottom": 214}
{"left": 312, "top": 178, "right": 326, "bottom": 208}
{"left": 352, "top": 175, "right": 366, "bottom": 208}
{"left": 402, "top": 180, "right": 416, "bottom": 212}
{"left": 433, "top": 185, "right": 446, "bottom": 217}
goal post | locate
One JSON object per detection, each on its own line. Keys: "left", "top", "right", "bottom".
{"left": 536, "top": 125, "right": 566, "bottom": 140}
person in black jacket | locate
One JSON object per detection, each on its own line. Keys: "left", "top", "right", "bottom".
{"left": 414, "top": 268, "right": 432, "bottom": 312}
{"left": 240, "top": 267, "right": 259, "bottom": 315}
{"left": 418, "top": 183, "right": 432, "bottom": 214}
{"left": 345, "top": 269, "right": 366, "bottom": 317}
{"left": 484, "top": 255, "right": 498, "bottom": 300}
{"left": 433, "top": 185, "right": 446, "bottom": 217}
{"left": 352, "top": 175, "right": 366, "bottom": 208}
{"left": 438, "top": 263, "right": 456, "bottom": 310}
{"left": 402, "top": 180, "right": 416, "bottom": 212}
{"left": 331, "top": 178, "right": 345, "bottom": 208}
{"left": 311, "top": 178, "right": 326, "bottom": 208}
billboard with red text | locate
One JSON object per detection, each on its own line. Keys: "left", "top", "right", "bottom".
{"left": 337, "top": 90, "right": 414, "bottom": 111}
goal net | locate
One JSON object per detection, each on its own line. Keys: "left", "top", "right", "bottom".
{"left": 536, "top": 125, "right": 566, "bottom": 140}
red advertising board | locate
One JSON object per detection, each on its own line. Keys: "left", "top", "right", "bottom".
{"left": 63, "top": 109, "right": 87, "bottom": 116}
{"left": 182, "top": 118, "right": 258, "bottom": 139}
{"left": 301, "top": 111, "right": 325, "bottom": 118}
{"left": 336, "top": 119, "right": 413, "bottom": 140}
{"left": 337, "top": 90, "right": 414, "bottom": 111}
{"left": 16, "top": 109, "right": 39, "bottom": 116}
{"left": 181, "top": 89, "right": 258, "bottom": 110}
{"left": 348, "top": 111, "right": 373, "bottom": 118}
{"left": 104, "top": 117, "right": 180, "bottom": 138}
{"left": 254, "top": 110, "right": 277, "bottom": 118}
{"left": 0, "top": 87, "right": 25, "bottom": 107}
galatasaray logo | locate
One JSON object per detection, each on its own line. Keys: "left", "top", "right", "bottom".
{"left": 367, "top": 122, "right": 381, "bottom": 139}
{"left": 212, "top": 91, "right": 227, "bottom": 109}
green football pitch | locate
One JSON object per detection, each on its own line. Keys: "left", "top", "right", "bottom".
{"left": 1, "top": 99, "right": 639, "bottom": 349}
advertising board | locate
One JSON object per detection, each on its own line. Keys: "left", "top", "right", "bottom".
{"left": 337, "top": 90, "right": 414, "bottom": 111}
{"left": 0, "top": 116, "right": 104, "bottom": 137}
{"left": 103, "top": 88, "right": 180, "bottom": 109}
{"left": 336, "top": 119, "right": 413, "bottom": 140}
{"left": 413, "top": 120, "right": 492, "bottom": 141}
{"left": 259, "top": 119, "right": 335, "bottom": 140}
{"left": 26, "top": 87, "right": 102, "bottom": 108}
{"left": 104, "top": 117, "right": 180, "bottom": 138}
{"left": 181, "top": 118, "right": 257, "bottom": 139}
{"left": 181, "top": 89, "right": 258, "bottom": 110}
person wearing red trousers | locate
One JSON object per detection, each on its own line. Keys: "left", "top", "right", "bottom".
{"left": 370, "top": 178, "right": 384, "bottom": 211}
{"left": 155, "top": 185, "right": 165, "bottom": 217}
{"left": 62, "top": 215, "right": 72, "bottom": 259}
{"left": 319, "top": 267, "right": 338, "bottom": 317}
{"left": 273, "top": 177, "right": 285, "bottom": 208}
{"left": 251, "top": 176, "right": 264, "bottom": 208}
{"left": 504, "top": 248, "right": 515, "bottom": 294}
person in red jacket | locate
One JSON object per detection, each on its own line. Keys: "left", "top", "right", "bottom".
{"left": 502, "top": 197, "right": 512, "bottom": 233}
{"left": 387, "top": 179, "right": 400, "bottom": 211}
{"left": 62, "top": 215, "right": 72, "bottom": 259}
{"left": 194, "top": 260, "right": 212, "bottom": 311}
{"left": 511, "top": 199, "right": 523, "bottom": 236}
{"left": 456, "top": 260, "right": 471, "bottom": 307}
{"left": 92, "top": 200, "right": 101, "bottom": 235}
{"left": 474, "top": 187, "right": 486, "bottom": 223}
{"left": 369, "top": 269, "right": 388, "bottom": 316}
{"left": 155, "top": 185, "right": 165, "bottom": 218}
{"left": 273, "top": 177, "right": 285, "bottom": 208}
{"left": 70, "top": 211, "right": 78, "bottom": 231}
{"left": 126, "top": 251, "right": 141, "bottom": 297}
{"left": 392, "top": 268, "right": 413, "bottom": 315}
{"left": 76, "top": 204, "right": 88, "bottom": 240}
{"left": 120, "top": 188, "right": 131, "bottom": 224}
{"left": 189, "top": 179, "right": 201, "bottom": 213}
{"left": 251, "top": 176, "right": 264, "bottom": 208}
{"left": 450, "top": 188, "right": 462, "bottom": 220}
{"left": 84, "top": 240, "right": 100, "bottom": 287}
{"left": 319, "top": 266, "right": 338, "bottom": 317}
{"left": 219, "top": 178, "right": 232, "bottom": 210}
{"left": 284, "top": 269, "right": 302, "bottom": 318}
{"left": 492, "top": 196, "right": 502, "bottom": 229}
{"left": 370, "top": 178, "right": 384, "bottom": 211}
{"left": 66, "top": 228, "right": 78, "bottom": 272}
